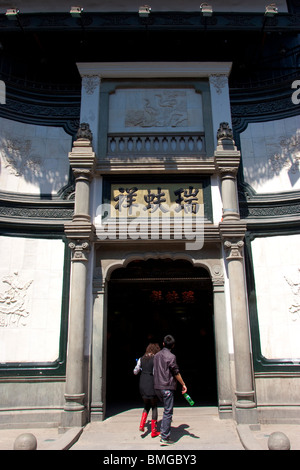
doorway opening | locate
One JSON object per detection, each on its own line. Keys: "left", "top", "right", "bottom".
{"left": 106, "top": 259, "right": 217, "bottom": 414}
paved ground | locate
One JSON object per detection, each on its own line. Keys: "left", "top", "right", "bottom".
{"left": 1, "top": 406, "right": 299, "bottom": 451}
{"left": 71, "top": 407, "right": 243, "bottom": 451}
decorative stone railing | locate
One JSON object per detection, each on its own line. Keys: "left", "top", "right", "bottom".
{"left": 107, "top": 133, "right": 205, "bottom": 156}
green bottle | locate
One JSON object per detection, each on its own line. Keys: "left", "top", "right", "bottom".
{"left": 183, "top": 393, "right": 194, "bottom": 406}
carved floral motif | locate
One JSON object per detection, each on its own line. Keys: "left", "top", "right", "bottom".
{"left": 209, "top": 74, "right": 228, "bottom": 94}
{"left": 285, "top": 268, "right": 300, "bottom": 321}
{"left": 1, "top": 137, "right": 42, "bottom": 177}
{"left": 82, "top": 75, "right": 101, "bottom": 95}
{"left": 268, "top": 133, "right": 300, "bottom": 175}
{"left": 0, "top": 272, "right": 33, "bottom": 327}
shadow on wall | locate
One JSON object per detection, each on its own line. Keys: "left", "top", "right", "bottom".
{"left": 240, "top": 122, "right": 300, "bottom": 192}
{"left": 0, "top": 117, "right": 72, "bottom": 196}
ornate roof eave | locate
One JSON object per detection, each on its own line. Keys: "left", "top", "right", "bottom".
{"left": 0, "top": 82, "right": 80, "bottom": 137}
{"left": 0, "top": 11, "right": 299, "bottom": 33}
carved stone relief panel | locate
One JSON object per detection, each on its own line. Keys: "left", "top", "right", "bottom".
{"left": 251, "top": 234, "right": 300, "bottom": 360}
{"left": 108, "top": 88, "right": 204, "bottom": 134}
{"left": 0, "top": 236, "right": 65, "bottom": 363}
{"left": 0, "top": 272, "right": 33, "bottom": 328}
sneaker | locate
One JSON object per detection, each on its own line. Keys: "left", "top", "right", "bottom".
{"left": 160, "top": 438, "right": 174, "bottom": 446}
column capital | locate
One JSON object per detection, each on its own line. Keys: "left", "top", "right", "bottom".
{"left": 68, "top": 240, "right": 90, "bottom": 262}
{"left": 219, "top": 221, "right": 247, "bottom": 260}
{"left": 211, "top": 264, "right": 225, "bottom": 288}
{"left": 73, "top": 167, "right": 95, "bottom": 182}
{"left": 224, "top": 240, "right": 244, "bottom": 260}
{"left": 69, "top": 141, "right": 96, "bottom": 173}
{"left": 214, "top": 149, "right": 241, "bottom": 177}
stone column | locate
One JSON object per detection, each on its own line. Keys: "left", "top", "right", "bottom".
{"left": 63, "top": 240, "right": 90, "bottom": 423}
{"left": 221, "top": 225, "right": 257, "bottom": 424}
{"left": 212, "top": 280, "right": 233, "bottom": 419}
{"left": 62, "top": 124, "right": 96, "bottom": 428}
{"left": 216, "top": 123, "right": 257, "bottom": 424}
{"left": 73, "top": 169, "right": 92, "bottom": 222}
{"left": 90, "top": 279, "right": 107, "bottom": 421}
{"left": 214, "top": 123, "right": 240, "bottom": 221}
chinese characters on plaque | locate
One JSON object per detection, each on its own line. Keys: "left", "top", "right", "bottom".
{"left": 96, "top": 181, "right": 205, "bottom": 249}
{"left": 111, "top": 183, "right": 204, "bottom": 216}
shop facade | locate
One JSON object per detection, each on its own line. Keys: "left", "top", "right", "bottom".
{"left": 60, "top": 61, "right": 255, "bottom": 426}
{"left": 0, "top": 2, "right": 300, "bottom": 429}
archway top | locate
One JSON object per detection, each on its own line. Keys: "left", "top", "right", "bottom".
{"left": 95, "top": 251, "right": 224, "bottom": 287}
{"left": 110, "top": 258, "right": 210, "bottom": 281}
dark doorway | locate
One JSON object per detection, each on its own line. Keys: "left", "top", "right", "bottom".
{"left": 106, "top": 259, "right": 217, "bottom": 414}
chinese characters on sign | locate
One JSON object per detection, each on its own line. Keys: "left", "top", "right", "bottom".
{"left": 150, "top": 290, "right": 195, "bottom": 304}
{"left": 96, "top": 182, "right": 205, "bottom": 250}
{"left": 112, "top": 183, "right": 203, "bottom": 216}
{"left": 174, "top": 187, "right": 199, "bottom": 214}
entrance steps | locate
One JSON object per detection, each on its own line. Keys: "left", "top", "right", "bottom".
{"left": 71, "top": 406, "right": 245, "bottom": 450}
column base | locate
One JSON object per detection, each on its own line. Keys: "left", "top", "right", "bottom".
{"left": 62, "top": 394, "right": 87, "bottom": 428}
{"left": 222, "top": 211, "right": 240, "bottom": 221}
{"left": 218, "top": 400, "right": 233, "bottom": 419}
{"left": 234, "top": 390, "right": 258, "bottom": 424}
{"left": 64, "top": 393, "right": 85, "bottom": 412}
{"left": 90, "top": 401, "right": 106, "bottom": 421}
{"left": 235, "top": 407, "right": 258, "bottom": 425}
{"left": 72, "top": 214, "right": 91, "bottom": 223}
{"left": 61, "top": 409, "right": 87, "bottom": 428}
